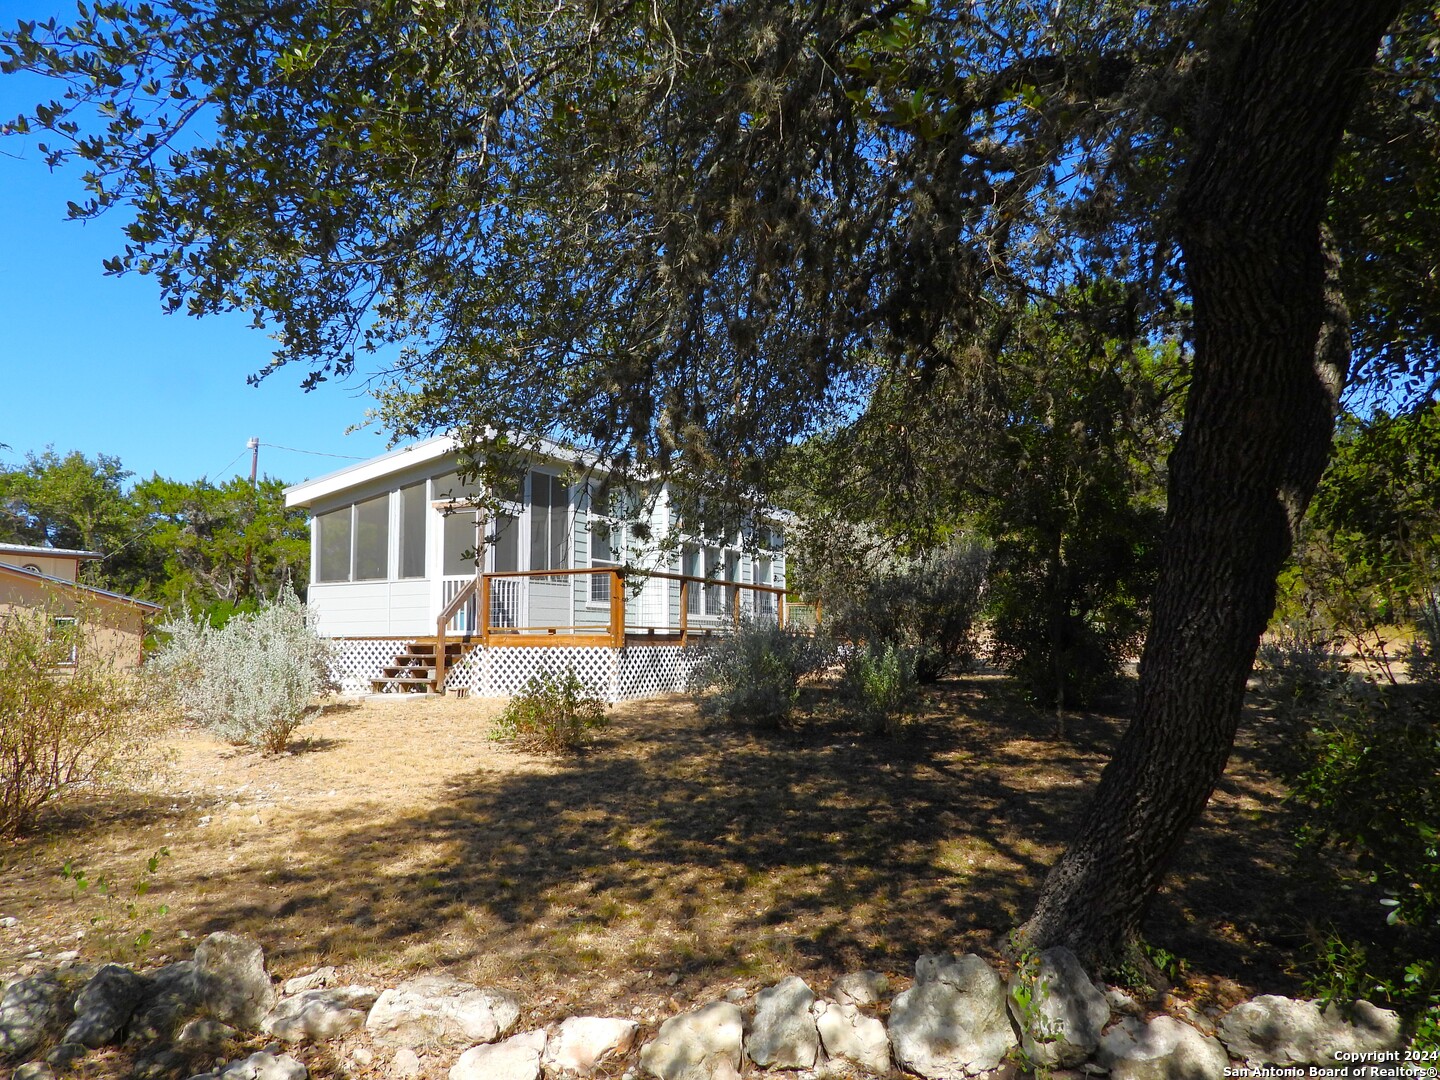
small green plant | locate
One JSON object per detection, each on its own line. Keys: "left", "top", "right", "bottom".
{"left": 690, "top": 622, "right": 833, "bottom": 729}
{"left": 61, "top": 847, "right": 171, "bottom": 963}
{"left": 491, "top": 670, "right": 609, "bottom": 753}
{"left": 151, "top": 585, "right": 338, "bottom": 753}
{"left": 1006, "top": 949, "right": 1064, "bottom": 1078}
{"left": 841, "top": 641, "right": 921, "bottom": 735}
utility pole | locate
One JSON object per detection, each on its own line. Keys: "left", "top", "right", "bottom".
{"left": 243, "top": 438, "right": 259, "bottom": 601}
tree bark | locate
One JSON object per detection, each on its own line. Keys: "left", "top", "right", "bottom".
{"left": 1017, "top": 0, "right": 1403, "bottom": 967}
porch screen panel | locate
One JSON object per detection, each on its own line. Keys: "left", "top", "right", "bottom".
{"left": 443, "top": 510, "right": 477, "bottom": 575}
{"left": 491, "top": 512, "right": 519, "bottom": 572}
{"left": 529, "top": 473, "right": 570, "bottom": 573}
{"left": 399, "top": 483, "right": 426, "bottom": 579}
{"left": 353, "top": 495, "right": 390, "bottom": 580}
{"left": 432, "top": 470, "right": 483, "bottom": 503}
{"left": 317, "top": 507, "right": 351, "bottom": 582}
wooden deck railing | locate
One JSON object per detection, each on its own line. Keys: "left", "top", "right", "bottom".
{"left": 433, "top": 566, "right": 801, "bottom": 686}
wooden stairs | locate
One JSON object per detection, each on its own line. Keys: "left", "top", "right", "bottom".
{"left": 369, "top": 639, "right": 477, "bottom": 694}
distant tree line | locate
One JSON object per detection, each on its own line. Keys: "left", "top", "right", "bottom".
{"left": 0, "top": 448, "right": 309, "bottom": 623}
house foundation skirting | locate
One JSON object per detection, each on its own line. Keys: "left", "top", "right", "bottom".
{"left": 332, "top": 638, "right": 418, "bottom": 693}
{"left": 332, "top": 639, "right": 710, "bottom": 702}
{"left": 445, "top": 643, "right": 713, "bottom": 702}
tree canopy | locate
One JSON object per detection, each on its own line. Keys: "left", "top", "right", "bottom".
{"left": 0, "top": 450, "right": 309, "bottom": 617}
{"left": 4, "top": 0, "right": 1437, "bottom": 965}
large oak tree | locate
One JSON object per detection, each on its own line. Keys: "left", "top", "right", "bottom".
{"left": 5, "top": 0, "right": 1437, "bottom": 964}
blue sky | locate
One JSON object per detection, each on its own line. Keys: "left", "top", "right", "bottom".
{"left": 0, "top": 4, "right": 401, "bottom": 487}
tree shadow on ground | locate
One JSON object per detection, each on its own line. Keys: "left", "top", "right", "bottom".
{"left": 134, "top": 675, "right": 1336, "bottom": 1017}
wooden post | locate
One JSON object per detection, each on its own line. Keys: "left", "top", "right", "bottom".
{"left": 434, "top": 616, "right": 448, "bottom": 690}
{"left": 679, "top": 579, "right": 689, "bottom": 647}
{"left": 813, "top": 597, "right": 822, "bottom": 628}
{"left": 609, "top": 569, "right": 625, "bottom": 647}
{"left": 779, "top": 592, "right": 787, "bottom": 630}
{"left": 732, "top": 583, "right": 741, "bottom": 630}
{"left": 480, "top": 574, "right": 492, "bottom": 646}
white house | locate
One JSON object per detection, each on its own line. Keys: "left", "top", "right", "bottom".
{"left": 284, "top": 435, "right": 791, "bottom": 699}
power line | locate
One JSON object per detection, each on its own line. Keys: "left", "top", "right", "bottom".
{"left": 260, "top": 442, "right": 366, "bottom": 460}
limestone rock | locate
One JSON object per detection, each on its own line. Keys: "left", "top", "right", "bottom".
{"left": 1097, "top": 1015, "right": 1229, "bottom": 1080}
{"left": 747, "top": 976, "right": 819, "bottom": 1069}
{"left": 887, "top": 954, "right": 1017, "bottom": 1079}
{"left": 1217, "top": 995, "right": 1402, "bottom": 1066}
{"left": 1104, "top": 987, "right": 1145, "bottom": 1017}
{"left": 136, "top": 934, "right": 275, "bottom": 1037}
{"left": 1006, "top": 947, "right": 1109, "bottom": 1069}
{"left": 174, "top": 1017, "right": 239, "bottom": 1054}
{"left": 14, "top": 1062, "right": 57, "bottom": 1080}
{"left": 64, "top": 963, "right": 149, "bottom": 1048}
{"left": 828, "top": 972, "right": 890, "bottom": 1009}
{"left": 134, "top": 1046, "right": 192, "bottom": 1080}
{"left": 192, "top": 933, "right": 277, "bottom": 1030}
{"left": 450, "top": 1028, "right": 548, "bottom": 1080}
{"left": 365, "top": 975, "right": 520, "bottom": 1050}
{"left": 391, "top": 1047, "right": 422, "bottom": 1078}
{"left": 814, "top": 1001, "right": 891, "bottom": 1074}
{"left": 638, "top": 1001, "right": 744, "bottom": 1080}
{"left": 45, "top": 1040, "right": 88, "bottom": 1070}
{"left": 262, "top": 985, "right": 379, "bottom": 1043}
{"left": 282, "top": 968, "right": 337, "bottom": 996}
{"left": 215, "top": 1050, "right": 309, "bottom": 1080}
{"left": 543, "top": 1016, "right": 639, "bottom": 1074}
{"left": 0, "top": 968, "right": 87, "bottom": 1060}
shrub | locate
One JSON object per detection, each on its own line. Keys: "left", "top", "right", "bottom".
{"left": 491, "top": 670, "right": 609, "bottom": 753}
{"left": 1405, "top": 595, "right": 1440, "bottom": 683}
{"left": 151, "top": 586, "right": 337, "bottom": 753}
{"left": 1254, "top": 630, "right": 1363, "bottom": 722}
{"left": 0, "top": 599, "right": 169, "bottom": 837}
{"left": 841, "top": 641, "right": 921, "bottom": 735}
{"left": 827, "top": 539, "right": 988, "bottom": 683}
{"left": 1285, "top": 672, "right": 1440, "bottom": 1046}
{"left": 691, "top": 622, "right": 833, "bottom": 729}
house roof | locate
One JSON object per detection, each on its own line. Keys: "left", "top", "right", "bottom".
{"left": 283, "top": 433, "right": 605, "bottom": 509}
{"left": 0, "top": 562, "right": 163, "bottom": 612}
{"left": 0, "top": 543, "right": 104, "bottom": 561}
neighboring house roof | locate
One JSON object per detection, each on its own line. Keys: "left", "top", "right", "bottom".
{"left": 0, "top": 562, "right": 163, "bottom": 612}
{"left": 0, "top": 542, "right": 104, "bottom": 561}
{"left": 283, "top": 433, "right": 603, "bottom": 509}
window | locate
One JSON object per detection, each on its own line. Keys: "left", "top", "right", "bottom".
{"left": 399, "top": 483, "right": 426, "bottom": 579}
{"left": 590, "top": 519, "right": 621, "bottom": 603}
{"left": 21, "top": 564, "right": 41, "bottom": 574}
{"left": 683, "top": 544, "right": 703, "bottom": 615}
{"left": 316, "top": 506, "right": 352, "bottom": 582}
{"left": 529, "top": 472, "right": 570, "bottom": 575}
{"left": 49, "top": 617, "right": 78, "bottom": 665}
{"left": 353, "top": 494, "right": 390, "bottom": 581}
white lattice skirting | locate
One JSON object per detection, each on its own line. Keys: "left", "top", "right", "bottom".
{"left": 331, "top": 638, "right": 416, "bottom": 693}
{"left": 334, "top": 639, "right": 711, "bottom": 701}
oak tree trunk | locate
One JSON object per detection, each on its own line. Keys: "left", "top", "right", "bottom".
{"left": 1018, "top": 0, "right": 1403, "bottom": 967}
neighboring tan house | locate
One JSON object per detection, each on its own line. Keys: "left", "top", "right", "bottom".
{"left": 0, "top": 543, "right": 161, "bottom": 668}
{"left": 284, "top": 435, "right": 792, "bottom": 699}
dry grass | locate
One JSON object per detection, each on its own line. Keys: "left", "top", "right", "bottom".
{"left": 0, "top": 676, "right": 1334, "bottom": 1026}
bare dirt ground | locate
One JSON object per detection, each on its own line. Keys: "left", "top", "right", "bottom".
{"left": 1, "top": 676, "right": 1340, "bottom": 1058}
